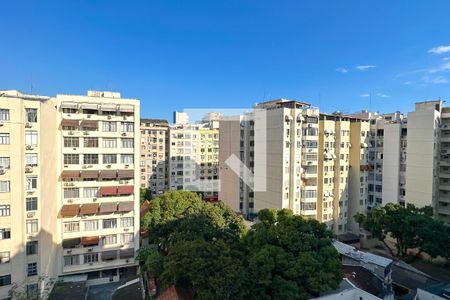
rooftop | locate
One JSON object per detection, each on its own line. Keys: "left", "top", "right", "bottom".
{"left": 333, "top": 240, "right": 393, "bottom": 268}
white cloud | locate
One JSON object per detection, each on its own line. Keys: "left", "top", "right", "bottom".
{"left": 360, "top": 94, "right": 370, "bottom": 98}
{"left": 422, "top": 75, "right": 448, "bottom": 84}
{"left": 428, "top": 45, "right": 450, "bottom": 54}
{"left": 336, "top": 67, "right": 348, "bottom": 73}
{"left": 443, "top": 57, "right": 450, "bottom": 61}
{"left": 403, "top": 81, "right": 413, "bottom": 85}
{"left": 376, "top": 93, "right": 391, "bottom": 98}
{"left": 429, "top": 62, "right": 450, "bottom": 73}
{"left": 355, "top": 65, "right": 376, "bottom": 71}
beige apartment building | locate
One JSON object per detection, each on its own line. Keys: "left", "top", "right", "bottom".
{"left": 169, "top": 123, "right": 219, "bottom": 199}
{"left": 0, "top": 90, "right": 140, "bottom": 299}
{"left": 140, "top": 119, "right": 169, "bottom": 196}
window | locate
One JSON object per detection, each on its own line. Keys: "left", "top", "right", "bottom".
{"left": 64, "top": 255, "right": 79, "bottom": 266}
{"left": 83, "top": 220, "right": 98, "bottom": 231}
{"left": 103, "top": 154, "right": 117, "bottom": 164}
{"left": 64, "top": 188, "right": 79, "bottom": 199}
{"left": 102, "top": 234, "right": 117, "bottom": 245}
{"left": 0, "top": 133, "right": 10, "bottom": 145}
{"left": 83, "top": 154, "right": 98, "bottom": 164}
{"left": 305, "top": 141, "right": 317, "bottom": 148}
{"left": 27, "top": 283, "right": 39, "bottom": 299}
{"left": 84, "top": 137, "right": 98, "bottom": 148}
{"left": 64, "top": 137, "right": 79, "bottom": 148}
{"left": 120, "top": 217, "right": 133, "bottom": 227}
{"left": 121, "top": 122, "right": 134, "bottom": 132}
{"left": 0, "top": 275, "right": 11, "bottom": 286}
{"left": 64, "top": 154, "right": 79, "bottom": 165}
{"left": 26, "top": 241, "right": 38, "bottom": 255}
{"left": 26, "top": 176, "right": 37, "bottom": 191}
{"left": 103, "top": 138, "right": 117, "bottom": 148}
{"left": 0, "top": 157, "right": 10, "bottom": 169}
{"left": 121, "top": 233, "right": 134, "bottom": 243}
{"left": 121, "top": 138, "right": 134, "bottom": 148}
{"left": 26, "top": 197, "right": 38, "bottom": 211}
{"left": 26, "top": 108, "right": 38, "bottom": 123}
{"left": 25, "top": 131, "right": 38, "bottom": 146}
{"left": 0, "top": 109, "right": 10, "bottom": 121}
{"left": 26, "top": 220, "right": 38, "bottom": 234}
{"left": 300, "top": 202, "right": 317, "bottom": 210}
{"left": 0, "top": 252, "right": 10, "bottom": 264}
{"left": 121, "top": 154, "right": 134, "bottom": 164}
{"left": 64, "top": 222, "right": 80, "bottom": 233}
{"left": 84, "top": 253, "right": 99, "bottom": 264}
{"left": 27, "top": 262, "right": 37, "bottom": 276}
{"left": 0, "top": 205, "right": 10, "bottom": 216}
{"left": 25, "top": 154, "right": 38, "bottom": 166}
{"left": 103, "top": 121, "right": 117, "bottom": 132}
{"left": 0, "top": 228, "right": 10, "bottom": 240}
{"left": 83, "top": 187, "right": 98, "bottom": 198}
{"left": 103, "top": 219, "right": 117, "bottom": 229}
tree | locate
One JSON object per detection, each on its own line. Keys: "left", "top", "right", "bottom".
{"left": 139, "top": 187, "right": 152, "bottom": 204}
{"left": 355, "top": 203, "right": 449, "bottom": 259}
{"left": 244, "top": 209, "right": 342, "bottom": 299}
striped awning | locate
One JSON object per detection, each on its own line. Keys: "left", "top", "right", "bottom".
{"left": 61, "top": 119, "right": 79, "bottom": 127}
{"left": 60, "top": 102, "right": 78, "bottom": 109}
{"left": 80, "top": 103, "right": 98, "bottom": 110}
{"left": 61, "top": 171, "right": 80, "bottom": 179}
{"left": 81, "top": 170, "right": 99, "bottom": 179}
{"left": 118, "top": 105, "right": 134, "bottom": 113}
{"left": 80, "top": 120, "right": 98, "bottom": 127}
{"left": 117, "top": 170, "right": 134, "bottom": 179}
{"left": 62, "top": 238, "right": 81, "bottom": 249}
{"left": 99, "top": 170, "right": 117, "bottom": 179}
{"left": 117, "top": 201, "right": 134, "bottom": 213}
{"left": 117, "top": 185, "right": 133, "bottom": 195}
{"left": 99, "top": 186, "right": 117, "bottom": 197}
{"left": 101, "top": 250, "right": 117, "bottom": 261}
{"left": 81, "top": 236, "right": 99, "bottom": 246}
{"left": 119, "top": 248, "right": 135, "bottom": 259}
{"left": 100, "top": 104, "right": 117, "bottom": 112}
{"left": 79, "top": 203, "right": 99, "bottom": 215}
{"left": 99, "top": 202, "right": 117, "bottom": 214}
{"left": 60, "top": 205, "right": 80, "bottom": 218}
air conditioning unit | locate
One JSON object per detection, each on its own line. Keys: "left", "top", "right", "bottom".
{"left": 25, "top": 122, "right": 32, "bottom": 128}
{"left": 26, "top": 145, "right": 34, "bottom": 150}
{"left": 25, "top": 166, "right": 33, "bottom": 173}
{"left": 67, "top": 199, "right": 73, "bottom": 203}
{"left": 106, "top": 165, "right": 111, "bottom": 168}
{"left": 121, "top": 133, "right": 127, "bottom": 136}
{"left": 125, "top": 165, "right": 129, "bottom": 168}
{"left": 93, "top": 198, "right": 97, "bottom": 202}
{"left": 82, "top": 165, "right": 87, "bottom": 169}
{"left": 123, "top": 116, "right": 127, "bottom": 120}
{"left": 87, "top": 115, "right": 92, "bottom": 118}
{"left": 88, "top": 248, "right": 93, "bottom": 252}
{"left": 125, "top": 259, "right": 129, "bottom": 263}
{"left": 0, "top": 122, "right": 4, "bottom": 126}
{"left": 67, "top": 250, "right": 72, "bottom": 254}
{"left": 123, "top": 228, "right": 129, "bottom": 232}
{"left": 0, "top": 169, "right": 5, "bottom": 175}
{"left": 107, "top": 115, "right": 112, "bottom": 119}
{"left": 27, "top": 212, "right": 35, "bottom": 218}
{"left": 68, "top": 131, "right": 74, "bottom": 135}
{"left": 84, "top": 131, "right": 89, "bottom": 135}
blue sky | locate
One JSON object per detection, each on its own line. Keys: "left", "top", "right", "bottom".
{"left": 1, "top": 1, "right": 450, "bottom": 120}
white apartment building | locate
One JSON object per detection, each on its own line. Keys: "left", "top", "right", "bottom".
{"left": 0, "top": 90, "right": 140, "bottom": 299}
{"left": 140, "top": 119, "right": 169, "bottom": 196}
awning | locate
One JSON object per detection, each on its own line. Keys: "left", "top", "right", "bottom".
{"left": 117, "top": 185, "right": 134, "bottom": 195}
{"left": 99, "top": 186, "right": 117, "bottom": 197}
{"left": 119, "top": 248, "right": 135, "bottom": 259}
{"left": 101, "top": 104, "right": 117, "bottom": 112}
{"left": 81, "top": 236, "right": 99, "bottom": 246}
{"left": 80, "top": 103, "right": 98, "bottom": 110}
{"left": 61, "top": 171, "right": 80, "bottom": 179}
{"left": 99, "top": 170, "right": 117, "bottom": 179}
{"left": 60, "top": 205, "right": 80, "bottom": 218}
{"left": 79, "top": 203, "right": 99, "bottom": 215}
{"left": 117, "top": 170, "right": 134, "bottom": 179}
{"left": 60, "top": 102, "right": 78, "bottom": 109}
{"left": 81, "top": 170, "right": 99, "bottom": 179}
{"left": 61, "top": 119, "right": 79, "bottom": 127}
{"left": 117, "top": 201, "right": 134, "bottom": 213}
{"left": 118, "top": 105, "right": 134, "bottom": 113}
{"left": 101, "top": 250, "right": 117, "bottom": 261}
{"left": 62, "top": 238, "right": 81, "bottom": 249}
{"left": 99, "top": 202, "right": 117, "bottom": 214}
{"left": 80, "top": 120, "right": 98, "bottom": 127}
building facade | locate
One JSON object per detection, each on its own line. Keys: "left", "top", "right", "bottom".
{"left": 0, "top": 90, "right": 140, "bottom": 299}
{"left": 139, "top": 119, "right": 169, "bottom": 196}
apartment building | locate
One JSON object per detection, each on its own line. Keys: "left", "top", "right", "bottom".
{"left": 0, "top": 90, "right": 140, "bottom": 299}
{"left": 437, "top": 106, "right": 450, "bottom": 224}
{"left": 139, "top": 119, "right": 169, "bottom": 196}
{"left": 169, "top": 123, "right": 219, "bottom": 198}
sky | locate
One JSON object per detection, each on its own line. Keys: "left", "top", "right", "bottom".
{"left": 1, "top": 1, "right": 450, "bottom": 120}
